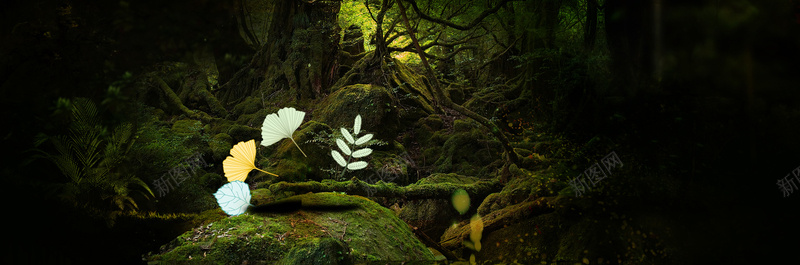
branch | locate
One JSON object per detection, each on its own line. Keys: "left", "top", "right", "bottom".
{"left": 404, "top": 0, "right": 517, "bottom": 31}
{"left": 413, "top": 229, "right": 461, "bottom": 261}
{"left": 388, "top": 45, "right": 477, "bottom": 61}
{"left": 440, "top": 197, "right": 555, "bottom": 249}
{"left": 396, "top": 0, "right": 520, "bottom": 165}
{"left": 478, "top": 36, "right": 521, "bottom": 70}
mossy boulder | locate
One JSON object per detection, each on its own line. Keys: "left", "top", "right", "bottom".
{"left": 470, "top": 196, "right": 671, "bottom": 265}
{"left": 227, "top": 124, "right": 261, "bottom": 143}
{"left": 208, "top": 133, "right": 233, "bottom": 161}
{"left": 146, "top": 192, "right": 435, "bottom": 264}
{"left": 314, "top": 84, "right": 399, "bottom": 141}
{"left": 171, "top": 119, "right": 203, "bottom": 136}
{"left": 434, "top": 119, "right": 503, "bottom": 176}
{"left": 278, "top": 237, "right": 353, "bottom": 265}
{"left": 477, "top": 167, "right": 563, "bottom": 216}
{"left": 398, "top": 173, "right": 480, "bottom": 240}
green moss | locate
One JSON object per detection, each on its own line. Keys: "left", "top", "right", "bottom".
{"left": 314, "top": 84, "right": 398, "bottom": 141}
{"left": 433, "top": 128, "right": 502, "bottom": 176}
{"left": 227, "top": 124, "right": 260, "bottom": 143}
{"left": 147, "top": 192, "right": 435, "bottom": 264}
{"left": 421, "top": 114, "right": 444, "bottom": 131}
{"left": 416, "top": 173, "right": 479, "bottom": 185}
{"left": 453, "top": 118, "right": 478, "bottom": 133}
{"left": 199, "top": 172, "right": 225, "bottom": 191}
{"left": 230, "top": 96, "right": 264, "bottom": 117}
{"left": 277, "top": 238, "right": 353, "bottom": 265}
{"left": 171, "top": 119, "right": 203, "bottom": 135}
{"left": 208, "top": 133, "right": 233, "bottom": 161}
{"left": 268, "top": 159, "right": 314, "bottom": 183}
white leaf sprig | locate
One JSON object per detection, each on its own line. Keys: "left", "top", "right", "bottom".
{"left": 331, "top": 114, "right": 373, "bottom": 180}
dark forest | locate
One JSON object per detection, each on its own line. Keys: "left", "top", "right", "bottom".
{"left": 2, "top": 0, "right": 799, "bottom": 264}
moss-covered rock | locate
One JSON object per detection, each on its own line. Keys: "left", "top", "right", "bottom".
{"left": 208, "top": 133, "right": 233, "bottom": 161}
{"left": 236, "top": 108, "right": 270, "bottom": 127}
{"left": 471, "top": 195, "right": 671, "bottom": 265}
{"left": 227, "top": 124, "right": 261, "bottom": 143}
{"left": 146, "top": 192, "right": 435, "bottom": 264}
{"left": 171, "top": 119, "right": 203, "bottom": 135}
{"left": 398, "top": 173, "right": 480, "bottom": 240}
{"left": 277, "top": 237, "right": 353, "bottom": 265}
{"left": 314, "top": 84, "right": 399, "bottom": 141}
{"left": 434, "top": 120, "right": 503, "bottom": 176}
{"left": 404, "top": 114, "right": 450, "bottom": 167}
{"left": 477, "top": 167, "right": 563, "bottom": 216}
{"left": 230, "top": 96, "right": 264, "bottom": 117}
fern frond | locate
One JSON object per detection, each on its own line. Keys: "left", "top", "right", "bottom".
{"left": 52, "top": 153, "right": 81, "bottom": 183}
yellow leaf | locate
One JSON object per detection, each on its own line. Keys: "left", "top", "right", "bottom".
{"left": 223, "top": 140, "right": 277, "bottom": 182}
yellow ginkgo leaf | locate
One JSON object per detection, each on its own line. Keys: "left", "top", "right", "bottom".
{"left": 223, "top": 139, "right": 278, "bottom": 182}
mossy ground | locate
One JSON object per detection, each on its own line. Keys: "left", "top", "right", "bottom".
{"left": 146, "top": 192, "right": 435, "bottom": 264}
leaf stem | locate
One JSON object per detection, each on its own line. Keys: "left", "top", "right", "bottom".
{"left": 255, "top": 168, "right": 279, "bottom": 177}
{"left": 290, "top": 137, "right": 308, "bottom": 157}
{"left": 338, "top": 137, "right": 360, "bottom": 180}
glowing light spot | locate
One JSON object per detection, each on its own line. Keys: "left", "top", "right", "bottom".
{"left": 451, "top": 189, "right": 470, "bottom": 215}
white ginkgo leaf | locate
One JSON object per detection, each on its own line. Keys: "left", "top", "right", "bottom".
{"left": 341, "top": 127, "right": 354, "bottom": 144}
{"left": 214, "top": 181, "right": 251, "bottom": 216}
{"left": 355, "top": 133, "right": 373, "bottom": 145}
{"left": 261, "top": 107, "right": 307, "bottom": 157}
{"left": 353, "top": 115, "right": 362, "bottom": 135}
{"left": 351, "top": 148, "right": 372, "bottom": 158}
{"left": 331, "top": 150, "right": 347, "bottom": 167}
{"left": 347, "top": 161, "right": 368, "bottom": 170}
{"left": 336, "top": 138, "right": 352, "bottom": 155}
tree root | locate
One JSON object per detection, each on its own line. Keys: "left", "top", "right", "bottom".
{"left": 153, "top": 76, "right": 218, "bottom": 123}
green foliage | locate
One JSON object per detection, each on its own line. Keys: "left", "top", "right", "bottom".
{"left": 36, "top": 98, "right": 153, "bottom": 225}
{"left": 129, "top": 113, "right": 194, "bottom": 174}
{"left": 338, "top": 0, "right": 377, "bottom": 51}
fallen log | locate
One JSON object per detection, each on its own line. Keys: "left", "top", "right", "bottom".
{"left": 268, "top": 177, "right": 503, "bottom": 201}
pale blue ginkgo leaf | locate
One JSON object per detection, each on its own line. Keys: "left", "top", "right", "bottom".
{"left": 336, "top": 138, "right": 352, "bottom": 155}
{"left": 353, "top": 115, "right": 362, "bottom": 135}
{"left": 354, "top": 133, "right": 373, "bottom": 145}
{"left": 214, "top": 181, "right": 251, "bottom": 216}
{"left": 331, "top": 150, "right": 347, "bottom": 167}
{"left": 351, "top": 148, "right": 373, "bottom": 158}
{"left": 341, "top": 127, "right": 354, "bottom": 144}
{"left": 347, "top": 161, "right": 368, "bottom": 170}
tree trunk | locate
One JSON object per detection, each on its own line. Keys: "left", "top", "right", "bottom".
{"left": 604, "top": 0, "right": 653, "bottom": 97}
{"left": 217, "top": 0, "right": 341, "bottom": 105}
{"left": 584, "top": 0, "right": 598, "bottom": 51}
